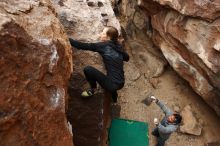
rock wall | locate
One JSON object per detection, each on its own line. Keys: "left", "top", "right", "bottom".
{"left": 151, "top": 10, "right": 220, "bottom": 115}
{"left": 114, "top": 0, "right": 167, "bottom": 81}
{"left": 118, "top": 0, "right": 220, "bottom": 116}
{"left": 0, "top": 0, "right": 73, "bottom": 145}
{"left": 52, "top": 0, "right": 120, "bottom": 145}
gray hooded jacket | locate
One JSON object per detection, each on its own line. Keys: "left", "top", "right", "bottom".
{"left": 156, "top": 101, "right": 178, "bottom": 140}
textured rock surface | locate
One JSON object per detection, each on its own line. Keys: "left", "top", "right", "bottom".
{"left": 52, "top": 0, "right": 120, "bottom": 145}
{"left": 131, "top": 0, "right": 220, "bottom": 116}
{"left": 137, "top": 0, "right": 163, "bottom": 15}
{"left": 115, "top": 0, "right": 220, "bottom": 145}
{"left": 143, "top": 0, "right": 220, "bottom": 21}
{"left": 53, "top": 0, "right": 121, "bottom": 40}
{"left": 0, "top": 0, "right": 73, "bottom": 145}
{"left": 117, "top": 0, "right": 168, "bottom": 80}
{"left": 180, "top": 105, "right": 202, "bottom": 136}
{"left": 151, "top": 9, "right": 220, "bottom": 116}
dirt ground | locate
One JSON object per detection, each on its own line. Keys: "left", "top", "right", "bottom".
{"left": 112, "top": 62, "right": 220, "bottom": 146}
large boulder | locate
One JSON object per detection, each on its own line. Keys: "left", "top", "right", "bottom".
{"left": 142, "top": 0, "right": 220, "bottom": 21}
{"left": 180, "top": 105, "right": 202, "bottom": 136}
{"left": 0, "top": 0, "right": 73, "bottom": 145}
{"left": 151, "top": 10, "right": 220, "bottom": 116}
{"left": 52, "top": 0, "right": 120, "bottom": 145}
{"left": 133, "top": 0, "right": 220, "bottom": 116}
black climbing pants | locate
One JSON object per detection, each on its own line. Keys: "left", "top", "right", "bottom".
{"left": 83, "top": 66, "right": 124, "bottom": 100}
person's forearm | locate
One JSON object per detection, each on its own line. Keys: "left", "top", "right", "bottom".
{"left": 69, "top": 38, "right": 91, "bottom": 50}
{"left": 156, "top": 100, "right": 173, "bottom": 115}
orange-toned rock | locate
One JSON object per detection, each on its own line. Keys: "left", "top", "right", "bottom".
{"left": 0, "top": 0, "right": 73, "bottom": 145}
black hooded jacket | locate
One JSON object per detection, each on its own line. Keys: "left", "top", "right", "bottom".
{"left": 69, "top": 38, "right": 129, "bottom": 85}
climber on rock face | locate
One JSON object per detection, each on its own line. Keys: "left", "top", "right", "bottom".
{"left": 69, "top": 26, "right": 129, "bottom": 102}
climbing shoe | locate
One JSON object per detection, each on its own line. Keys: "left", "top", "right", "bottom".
{"left": 81, "top": 89, "right": 94, "bottom": 97}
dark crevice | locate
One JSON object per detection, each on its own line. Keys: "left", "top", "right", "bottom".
{"left": 67, "top": 73, "right": 111, "bottom": 146}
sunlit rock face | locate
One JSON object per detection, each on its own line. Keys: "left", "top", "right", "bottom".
{"left": 0, "top": 0, "right": 73, "bottom": 145}
{"left": 119, "top": 0, "right": 220, "bottom": 116}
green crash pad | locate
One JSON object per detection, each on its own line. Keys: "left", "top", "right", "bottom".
{"left": 109, "top": 118, "right": 149, "bottom": 146}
